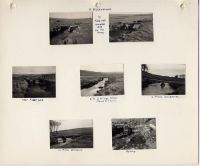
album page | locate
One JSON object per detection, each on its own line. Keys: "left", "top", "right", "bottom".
{"left": 0, "top": 0, "right": 198, "bottom": 165}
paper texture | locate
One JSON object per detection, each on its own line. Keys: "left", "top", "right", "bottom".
{"left": 0, "top": 0, "right": 198, "bottom": 164}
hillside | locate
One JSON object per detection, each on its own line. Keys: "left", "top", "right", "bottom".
{"left": 142, "top": 71, "right": 184, "bottom": 83}
{"left": 51, "top": 127, "right": 93, "bottom": 137}
{"left": 142, "top": 71, "right": 185, "bottom": 94}
{"left": 50, "top": 127, "right": 93, "bottom": 148}
{"left": 80, "top": 70, "right": 123, "bottom": 77}
{"left": 80, "top": 70, "right": 103, "bottom": 76}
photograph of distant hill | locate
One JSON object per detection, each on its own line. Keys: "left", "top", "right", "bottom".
{"left": 142, "top": 64, "right": 186, "bottom": 95}
{"left": 50, "top": 120, "right": 93, "bottom": 149}
{"left": 109, "top": 13, "right": 153, "bottom": 42}
{"left": 80, "top": 64, "right": 124, "bottom": 96}
{"left": 50, "top": 12, "right": 93, "bottom": 45}
{"left": 12, "top": 66, "right": 56, "bottom": 98}
{"left": 112, "top": 118, "right": 156, "bottom": 150}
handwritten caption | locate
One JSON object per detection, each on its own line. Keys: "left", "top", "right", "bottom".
{"left": 21, "top": 98, "right": 44, "bottom": 102}
{"left": 89, "top": 8, "right": 111, "bottom": 12}
{"left": 57, "top": 149, "right": 83, "bottom": 152}
{"left": 89, "top": 96, "right": 118, "bottom": 103}
{"left": 151, "top": 95, "right": 180, "bottom": 99}
{"left": 94, "top": 15, "right": 106, "bottom": 34}
{"left": 126, "top": 150, "right": 136, "bottom": 153}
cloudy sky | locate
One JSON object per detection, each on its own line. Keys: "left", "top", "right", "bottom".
{"left": 81, "top": 64, "right": 124, "bottom": 73}
{"left": 50, "top": 12, "right": 92, "bottom": 19}
{"left": 58, "top": 120, "right": 93, "bottom": 131}
{"left": 147, "top": 64, "right": 186, "bottom": 77}
{"left": 13, "top": 66, "right": 56, "bottom": 75}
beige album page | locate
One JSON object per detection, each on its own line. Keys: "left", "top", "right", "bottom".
{"left": 0, "top": 0, "right": 198, "bottom": 165}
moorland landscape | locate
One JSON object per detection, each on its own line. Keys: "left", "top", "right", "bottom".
{"left": 50, "top": 12, "right": 93, "bottom": 45}
{"left": 80, "top": 67, "right": 124, "bottom": 97}
{"left": 109, "top": 13, "right": 153, "bottom": 42}
{"left": 50, "top": 120, "right": 93, "bottom": 149}
{"left": 141, "top": 64, "right": 186, "bottom": 95}
{"left": 12, "top": 66, "right": 56, "bottom": 98}
{"left": 112, "top": 118, "right": 156, "bottom": 150}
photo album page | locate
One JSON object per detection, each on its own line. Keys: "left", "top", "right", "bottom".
{"left": 0, "top": 0, "right": 198, "bottom": 165}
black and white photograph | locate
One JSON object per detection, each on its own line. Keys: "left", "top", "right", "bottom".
{"left": 109, "top": 13, "right": 153, "bottom": 42}
{"left": 50, "top": 120, "right": 93, "bottom": 149}
{"left": 12, "top": 66, "right": 56, "bottom": 98}
{"left": 112, "top": 118, "right": 156, "bottom": 150}
{"left": 50, "top": 12, "right": 93, "bottom": 45}
{"left": 142, "top": 64, "right": 186, "bottom": 95}
{"left": 80, "top": 64, "right": 124, "bottom": 97}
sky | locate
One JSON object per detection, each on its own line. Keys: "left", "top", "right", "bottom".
{"left": 58, "top": 120, "right": 93, "bottom": 131}
{"left": 81, "top": 64, "right": 124, "bottom": 73}
{"left": 147, "top": 64, "right": 186, "bottom": 77}
{"left": 110, "top": 13, "right": 153, "bottom": 16}
{"left": 13, "top": 66, "right": 56, "bottom": 75}
{"left": 50, "top": 12, "right": 92, "bottom": 19}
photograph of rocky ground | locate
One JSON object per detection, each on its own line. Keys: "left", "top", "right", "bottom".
{"left": 142, "top": 64, "right": 186, "bottom": 95}
{"left": 50, "top": 12, "right": 93, "bottom": 45}
{"left": 109, "top": 13, "right": 153, "bottom": 42}
{"left": 112, "top": 118, "right": 156, "bottom": 150}
{"left": 80, "top": 64, "right": 124, "bottom": 97}
{"left": 50, "top": 120, "right": 93, "bottom": 149}
{"left": 12, "top": 66, "right": 56, "bottom": 98}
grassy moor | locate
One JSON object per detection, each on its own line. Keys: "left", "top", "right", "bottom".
{"left": 80, "top": 69, "right": 124, "bottom": 97}
{"left": 109, "top": 14, "right": 153, "bottom": 42}
{"left": 112, "top": 118, "right": 156, "bottom": 150}
{"left": 50, "top": 12, "right": 93, "bottom": 45}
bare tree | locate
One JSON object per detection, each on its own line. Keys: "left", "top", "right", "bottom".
{"left": 141, "top": 64, "right": 148, "bottom": 72}
{"left": 55, "top": 121, "right": 61, "bottom": 132}
{"left": 50, "top": 120, "right": 53, "bottom": 133}
{"left": 50, "top": 120, "right": 61, "bottom": 133}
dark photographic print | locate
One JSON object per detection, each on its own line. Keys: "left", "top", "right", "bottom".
{"left": 142, "top": 64, "right": 186, "bottom": 95}
{"left": 109, "top": 13, "right": 153, "bottom": 42}
{"left": 80, "top": 64, "right": 124, "bottom": 97}
{"left": 50, "top": 120, "right": 93, "bottom": 149}
{"left": 112, "top": 118, "right": 156, "bottom": 150}
{"left": 50, "top": 12, "right": 93, "bottom": 45}
{"left": 12, "top": 66, "right": 56, "bottom": 98}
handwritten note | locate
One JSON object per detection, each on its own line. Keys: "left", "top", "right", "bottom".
{"left": 94, "top": 15, "right": 106, "bottom": 34}
{"left": 22, "top": 98, "right": 44, "bottom": 102}
{"left": 89, "top": 96, "right": 118, "bottom": 103}
{"left": 151, "top": 95, "right": 179, "bottom": 99}
{"left": 57, "top": 149, "right": 83, "bottom": 152}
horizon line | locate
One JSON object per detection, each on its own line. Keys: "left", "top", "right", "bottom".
{"left": 54, "top": 126, "right": 93, "bottom": 132}
{"left": 80, "top": 69, "right": 123, "bottom": 73}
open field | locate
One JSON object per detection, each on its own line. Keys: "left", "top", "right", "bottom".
{"left": 12, "top": 74, "right": 56, "bottom": 98}
{"left": 50, "top": 17, "right": 93, "bottom": 45}
{"left": 109, "top": 14, "right": 153, "bottom": 42}
{"left": 112, "top": 118, "right": 156, "bottom": 150}
{"left": 50, "top": 127, "right": 93, "bottom": 149}
{"left": 80, "top": 70, "right": 124, "bottom": 96}
{"left": 142, "top": 71, "right": 185, "bottom": 95}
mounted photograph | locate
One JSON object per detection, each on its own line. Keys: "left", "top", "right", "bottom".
{"left": 50, "top": 12, "right": 93, "bottom": 45}
{"left": 12, "top": 66, "right": 56, "bottom": 98}
{"left": 80, "top": 64, "right": 124, "bottom": 97}
{"left": 50, "top": 120, "right": 93, "bottom": 149}
{"left": 109, "top": 13, "right": 153, "bottom": 42}
{"left": 142, "top": 64, "right": 186, "bottom": 95}
{"left": 112, "top": 118, "right": 156, "bottom": 150}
